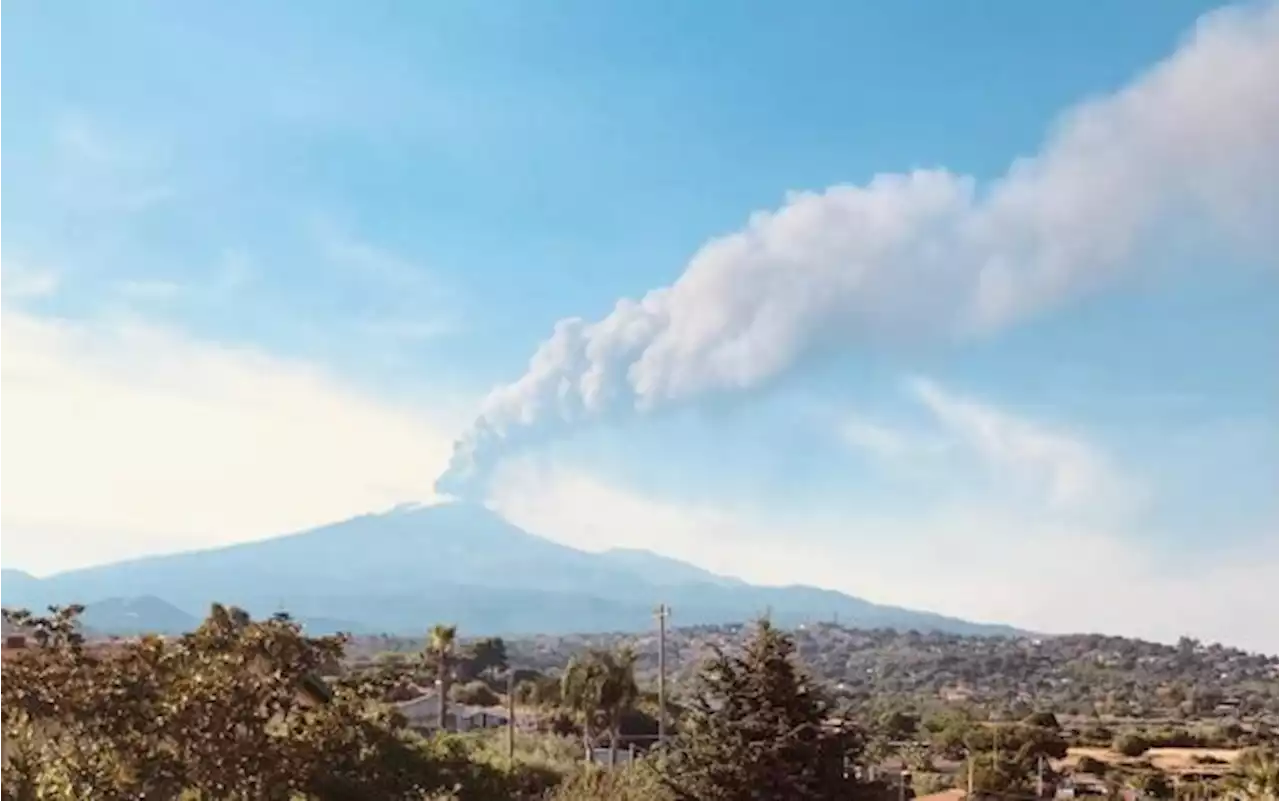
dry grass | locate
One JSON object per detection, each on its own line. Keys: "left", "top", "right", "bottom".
{"left": 1064, "top": 746, "right": 1242, "bottom": 775}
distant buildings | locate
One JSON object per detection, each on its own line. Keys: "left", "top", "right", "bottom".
{"left": 393, "top": 690, "right": 511, "bottom": 733}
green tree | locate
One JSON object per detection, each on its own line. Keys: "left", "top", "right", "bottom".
{"left": 1225, "top": 747, "right": 1280, "bottom": 801}
{"left": 1134, "top": 770, "right": 1174, "bottom": 800}
{"left": 1023, "top": 711, "right": 1060, "bottom": 730}
{"left": 425, "top": 623, "right": 458, "bottom": 732}
{"left": 0, "top": 605, "right": 488, "bottom": 800}
{"left": 1113, "top": 732, "right": 1149, "bottom": 758}
{"left": 659, "top": 619, "right": 874, "bottom": 801}
{"left": 561, "top": 647, "right": 639, "bottom": 764}
{"left": 877, "top": 710, "right": 920, "bottom": 741}
{"left": 468, "top": 636, "right": 509, "bottom": 682}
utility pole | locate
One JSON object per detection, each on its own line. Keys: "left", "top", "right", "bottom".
{"left": 655, "top": 604, "right": 670, "bottom": 746}
{"left": 506, "top": 669, "right": 516, "bottom": 766}
{"left": 966, "top": 754, "right": 974, "bottom": 799}
{"left": 1036, "top": 753, "right": 1044, "bottom": 798}
{"left": 992, "top": 724, "right": 1000, "bottom": 772}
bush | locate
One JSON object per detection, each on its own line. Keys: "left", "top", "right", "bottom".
{"left": 911, "top": 772, "right": 955, "bottom": 795}
{"left": 452, "top": 680, "right": 501, "bottom": 706}
{"left": 549, "top": 764, "right": 670, "bottom": 801}
{"left": 1114, "top": 733, "right": 1150, "bottom": 758}
{"left": 1076, "top": 755, "right": 1109, "bottom": 776}
{"left": 1023, "top": 711, "right": 1061, "bottom": 730}
{"left": 1135, "top": 771, "right": 1174, "bottom": 799}
{"left": 1079, "top": 724, "right": 1114, "bottom": 746}
{"left": 539, "top": 710, "right": 581, "bottom": 737}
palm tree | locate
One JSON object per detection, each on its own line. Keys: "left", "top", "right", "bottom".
{"left": 1224, "top": 748, "right": 1279, "bottom": 801}
{"left": 425, "top": 624, "right": 458, "bottom": 732}
{"left": 560, "top": 648, "right": 639, "bottom": 765}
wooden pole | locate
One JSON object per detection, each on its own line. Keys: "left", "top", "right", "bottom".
{"left": 656, "top": 604, "right": 670, "bottom": 745}
{"left": 506, "top": 670, "right": 516, "bottom": 766}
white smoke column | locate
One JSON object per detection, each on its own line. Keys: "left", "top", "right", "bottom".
{"left": 436, "top": 3, "right": 1278, "bottom": 497}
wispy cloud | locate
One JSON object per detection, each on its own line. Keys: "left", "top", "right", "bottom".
{"left": 50, "top": 113, "right": 176, "bottom": 215}
{"left": 832, "top": 378, "right": 1140, "bottom": 517}
{"left": 907, "top": 378, "right": 1139, "bottom": 515}
{"left": 486, "top": 447, "right": 1275, "bottom": 653}
{"left": 309, "top": 220, "right": 464, "bottom": 341}
{"left": 211, "top": 250, "right": 256, "bottom": 296}
{"left": 115, "top": 279, "right": 183, "bottom": 302}
{"left": 358, "top": 317, "right": 458, "bottom": 344}
{"left": 837, "top": 414, "right": 914, "bottom": 460}
{"left": 1, "top": 262, "right": 60, "bottom": 301}
{"left": 312, "top": 221, "right": 433, "bottom": 289}
{"left": 0, "top": 311, "right": 455, "bottom": 574}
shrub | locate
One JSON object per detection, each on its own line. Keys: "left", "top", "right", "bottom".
{"left": 1076, "top": 755, "right": 1108, "bottom": 776}
{"left": 452, "top": 680, "right": 501, "bottom": 706}
{"left": 1114, "top": 733, "right": 1150, "bottom": 758}
{"left": 1079, "top": 724, "right": 1114, "bottom": 746}
{"left": 1023, "top": 711, "right": 1061, "bottom": 730}
{"left": 1135, "top": 770, "right": 1174, "bottom": 799}
{"left": 549, "top": 764, "right": 670, "bottom": 801}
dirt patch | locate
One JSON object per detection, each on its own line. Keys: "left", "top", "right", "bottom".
{"left": 1064, "top": 746, "right": 1241, "bottom": 775}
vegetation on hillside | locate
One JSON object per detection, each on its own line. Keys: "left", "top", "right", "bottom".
{"left": 0, "top": 607, "right": 886, "bottom": 801}
{"left": 400, "top": 623, "right": 1276, "bottom": 725}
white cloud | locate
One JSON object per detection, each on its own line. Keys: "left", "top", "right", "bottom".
{"left": 0, "top": 311, "right": 455, "bottom": 574}
{"left": 438, "top": 3, "right": 1277, "bottom": 493}
{"left": 51, "top": 114, "right": 175, "bottom": 215}
{"left": 1, "top": 263, "right": 60, "bottom": 301}
{"left": 312, "top": 221, "right": 432, "bottom": 289}
{"left": 837, "top": 413, "right": 915, "bottom": 461}
{"left": 309, "top": 221, "right": 463, "bottom": 342}
{"left": 115, "top": 279, "right": 183, "bottom": 302}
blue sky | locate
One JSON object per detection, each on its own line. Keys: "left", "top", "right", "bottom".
{"left": 3, "top": 1, "right": 1277, "bottom": 650}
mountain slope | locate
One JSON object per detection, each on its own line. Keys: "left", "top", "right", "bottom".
{"left": 79, "top": 596, "right": 199, "bottom": 635}
{"left": 1, "top": 503, "right": 1020, "bottom": 637}
{"left": 596, "top": 548, "right": 745, "bottom": 587}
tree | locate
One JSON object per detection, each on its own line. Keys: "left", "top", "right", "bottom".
{"left": 1225, "top": 747, "right": 1280, "bottom": 801}
{"left": 877, "top": 710, "right": 920, "bottom": 741}
{"left": 957, "top": 724, "right": 1066, "bottom": 797}
{"left": 0, "top": 605, "right": 488, "bottom": 800}
{"left": 1113, "top": 732, "right": 1149, "bottom": 758}
{"left": 425, "top": 623, "right": 458, "bottom": 732}
{"left": 561, "top": 647, "right": 639, "bottom": 764}
{"left": 659, "top": 619, "right": 874, "bottom": 801}
{"left": 469, "top": 636, "right": 509, "bottom": 681}
{"left": 1134, "top": 771, "right": 1174, "bottom": 800}
{"left": 1022, "top": 711, "right": 1060, "bottom": 731}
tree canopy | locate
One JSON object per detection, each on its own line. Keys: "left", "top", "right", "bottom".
{"left": 659, "top": 619, "right": 877, "bottom": 801}
{"left": 0, "top": 605, "right": 504, "bottom": 801}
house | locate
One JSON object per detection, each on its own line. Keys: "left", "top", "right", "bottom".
{"left": 394, "top": 692, "right": 509, "bottom": 733}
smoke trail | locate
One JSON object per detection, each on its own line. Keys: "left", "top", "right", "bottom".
{"left": 436, "top": 3, "right": 1278, "bottom": 498}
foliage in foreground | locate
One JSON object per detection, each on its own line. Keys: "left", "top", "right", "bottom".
{"left": 0, "top": 605, "right": 513, "bottom": 801}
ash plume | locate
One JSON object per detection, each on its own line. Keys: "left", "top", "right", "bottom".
{"left": 436, "top": 3, "right": 1278, "bottom": 499}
